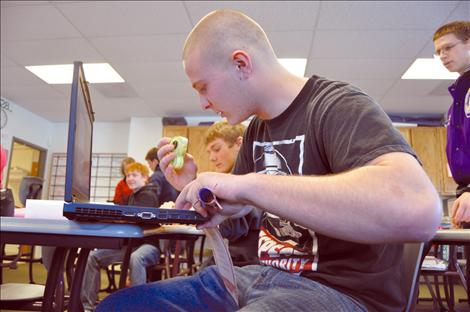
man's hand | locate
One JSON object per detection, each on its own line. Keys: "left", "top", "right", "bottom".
{"left": 174, "top": 172, "right": 254, "bottom": 229}
{"left": 157, "top": 137, "right": 197, "bottom": 191}
{"left": 451, "top": 192, "right": 470, "bottom": 228}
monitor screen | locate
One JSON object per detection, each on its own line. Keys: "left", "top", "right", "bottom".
{"left": 64, "top": 61, "right": 94, "bottom": 203}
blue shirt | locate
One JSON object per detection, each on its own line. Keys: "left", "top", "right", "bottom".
{"left": 447, "top": 69, "right": 470, "bottom": 186}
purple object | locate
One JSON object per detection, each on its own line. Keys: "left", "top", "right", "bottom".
{"left": 198, "top": 188, "right": 223, "bottom": 211}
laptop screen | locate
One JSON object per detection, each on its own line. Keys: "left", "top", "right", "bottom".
{"left": 64, "top": 61, "right": 95, "bottom": 203}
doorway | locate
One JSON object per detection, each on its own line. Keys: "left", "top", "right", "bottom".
{"left": 5, "top": 137, "right": 47, "bottom": 206}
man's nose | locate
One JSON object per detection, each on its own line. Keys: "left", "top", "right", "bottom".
{"left": 199, "top": 96, "right": 210, "bottom": 110}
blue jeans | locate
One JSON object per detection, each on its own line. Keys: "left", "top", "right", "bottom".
{"left": 81, "top": 244, "right": 160, "bottom": 311}
{"left": 96, "top": 265, "right": 367, "bottom": 312}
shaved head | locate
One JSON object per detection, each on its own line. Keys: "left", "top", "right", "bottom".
{"left": 183, "top": 9, "right": 277, "bottom": 67}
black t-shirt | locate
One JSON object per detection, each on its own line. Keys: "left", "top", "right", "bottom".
{"left": 233, "top": 76, "right": 417, "bottom": 312}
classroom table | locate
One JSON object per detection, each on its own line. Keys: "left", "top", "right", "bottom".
{"left": 0, "top": 217, "right": 203, "bottom": 312}
{"left": 425, "top": 228, "right": 470, "bottom": 311}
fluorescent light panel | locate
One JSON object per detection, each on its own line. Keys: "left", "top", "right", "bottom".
{"left": 25, "top": 63, "right": 125, "bottom": 84}
{"left": 279, "top": 58, "right": 307, "bottom": 77}
{"left": 402, "top": 57, "right": 458, "bottom": 80}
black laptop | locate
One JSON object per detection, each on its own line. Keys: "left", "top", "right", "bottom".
{"left": 62, "top": 61, "right": 207, "bottom": 225}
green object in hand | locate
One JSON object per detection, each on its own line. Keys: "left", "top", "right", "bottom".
{"left": 170, "top": 136, "right": 188, "bottom": 170}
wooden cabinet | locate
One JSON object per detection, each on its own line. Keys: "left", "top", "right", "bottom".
{"left": 163, "top": 125, "right": 215, "bottom": 173}
{"left": 397, "top": 127, "right": 457, "bottom": 195}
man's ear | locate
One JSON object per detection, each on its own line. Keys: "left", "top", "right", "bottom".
{"left": 231, "top": 50, "right": 252, "bottom": 77}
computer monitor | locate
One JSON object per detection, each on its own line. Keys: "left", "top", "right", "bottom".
{"left": 64, "top": 61, "right": 95, "bottom": 203}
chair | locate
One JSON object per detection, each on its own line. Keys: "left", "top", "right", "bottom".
{"left": 0, "top": 243, "right": 65, "bottom": 311}
{"left": 8, "top": 176, "right": 44, "bottom": 284}
{"left": 420, "top": 243, "right": 468, "bottom": 311}
{"left": 149, "top": 237, "right": 202, "bottom": 281}
{"left": 403, "top": 242, "right": 425, "bottom": 312}
{"left": 19, "top": 176, "right": 44, "bottom": 206}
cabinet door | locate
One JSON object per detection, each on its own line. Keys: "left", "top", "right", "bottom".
{"left": 188, "top": 126, "right": 215, "bottom": 173}
{"left": 410, "top": 127, "right": 444, "bottom": 193}
{"left": 397, "top": 127, "right": 412, "bottom": 145}
{"left": 162, "top": 126, "right": 188, "bottom": 138}
{"left": 437, "top": 127, "right": 458, "bottom": 194}
{"left": 163, "top": 125, "right": 215, "bottom": 173}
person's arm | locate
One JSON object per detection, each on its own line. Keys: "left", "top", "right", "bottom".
{"left": 113, "top": 180, "right": 124, "bottom": 204}
{"left": 451, "top": 192, "right": 470, "bottom": 227}
{"left": 177, "top": 151, "right": 442, "bottom": 244}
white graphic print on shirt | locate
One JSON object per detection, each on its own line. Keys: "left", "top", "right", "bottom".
{"left": 253, "top": 136, "right": 319, "bottom": 273}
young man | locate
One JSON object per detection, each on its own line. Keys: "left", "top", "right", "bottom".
{"left": 82, "top": 162, "right": 160, "bottom": 312}
{"left": 145, "top": 147, "right": 178, "bottom": 204}
{"left": 433, "top": 20, "right": 470, "bottom": 297}
{"left": 204, "top": 120, "right": 261, "bottom": 267}
{"left": 433, "top": 21, "right": 470, "bottom": 227}
{"left": 98, "top": 9, "right": 441, "bottom": 312}
{"left": 205, "top": 120, "right": 245, "bottom": 173}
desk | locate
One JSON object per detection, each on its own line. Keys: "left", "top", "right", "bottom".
{"left": 1, "top": 217, "right": 144, "bottom": 312}
{"left": 426, "top": 229, "right": 470, "bottom": 311}
{"left": 0, "top": 217, "right": 204, "bottom": 312}
{"left": 433, "top": 229, "right": 470, "bottom": 245}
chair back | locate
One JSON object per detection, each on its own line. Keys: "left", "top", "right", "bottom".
{"left": 403, "top": 242, "right": 425, "bottom": 312}
{"left": 19, "top": 176, "right": 43, "bottom": 206}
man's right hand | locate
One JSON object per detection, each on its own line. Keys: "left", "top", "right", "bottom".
{"left": 451, "top": 191, "right": 470, "bottom": 228}
{"left": 157, "top": 137, "right": 197, "bottom": 191}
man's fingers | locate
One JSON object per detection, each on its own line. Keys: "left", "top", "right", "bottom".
{"left": 156, "top": 137, "right": 171, "bottom": 149}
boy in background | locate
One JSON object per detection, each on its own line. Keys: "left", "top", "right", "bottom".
{"left": 204, "top": 120, "right": 261, "bottom": 266}
{"left": 81, "top": 162, "right": 160, "bottom": 312}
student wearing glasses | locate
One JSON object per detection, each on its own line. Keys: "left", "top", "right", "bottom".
{"left": 433, "top": 20, "right": 470, "bottom": 296}
{"left": 433, "top": 21, "right": 470, "bottom": 227}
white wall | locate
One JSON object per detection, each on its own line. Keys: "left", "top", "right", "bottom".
{"left": 1, "top": 98, "right": 55, "bottom": 195}
{"left": 127, "top": 117, "right": 163, "bottom": 163}
{"left": 50, "top": 122, "right": 130, "bottom": 153}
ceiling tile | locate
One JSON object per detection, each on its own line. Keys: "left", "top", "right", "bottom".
{"left": 346, "top": 79, "right": 396, "bottom": 98}
{"left": 317, "top": 1, "right": 459, "bottom": 30}
{"left": 55, "top": 1, "right": 192, "bottom": 37}
{"left": 2, "top": 3, "right": 82, "bottom": 41}
{"left": 131, "top": 81, "right": 196, "bottom": 100}
{"left": 184, "top": 1, "right": 320, "bottom": 31}
{"left": 5, "top": 38, "right": 104, "bottom": 66}
{"left": 1, "top": 1, "right": 51, "bottom": 7}
{"left": 89, "top": 34, "right": 187, "bottom": 62}
{"left": 2, "top": 84, "right": 67, "bottom": 105}
{"left": 311, "top": 30, "right": 430, "bottom": 59}
{"left": 267, "top": 31, "right": 313, "bottom": 58}
{"left": 113, "top": 61, "right": 189, "bottom": 84}
{"left": 380, "top": 95, "right": 450, "bottom": 115}
{"left": 306, "top": 58, "right": 413, "bottom": 80}
{"left": 1, "top": 65, "right": 47, "bottom": 86}
{"left": 385, "top": 79, "right": 449, "bottom": 97}
{"left": 444, "top": 1, "right": 470, "bottom": 21}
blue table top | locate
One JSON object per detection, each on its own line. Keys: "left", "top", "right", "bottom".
{"left": 0, "top": 217, "right": 144, "bottom": 238}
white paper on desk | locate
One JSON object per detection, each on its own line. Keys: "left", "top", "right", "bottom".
{"left": 25, "top": 199, "right": 67, "bottom": 220}
{"left": 203, "top": 228, "right": 239, "bottom": 306}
